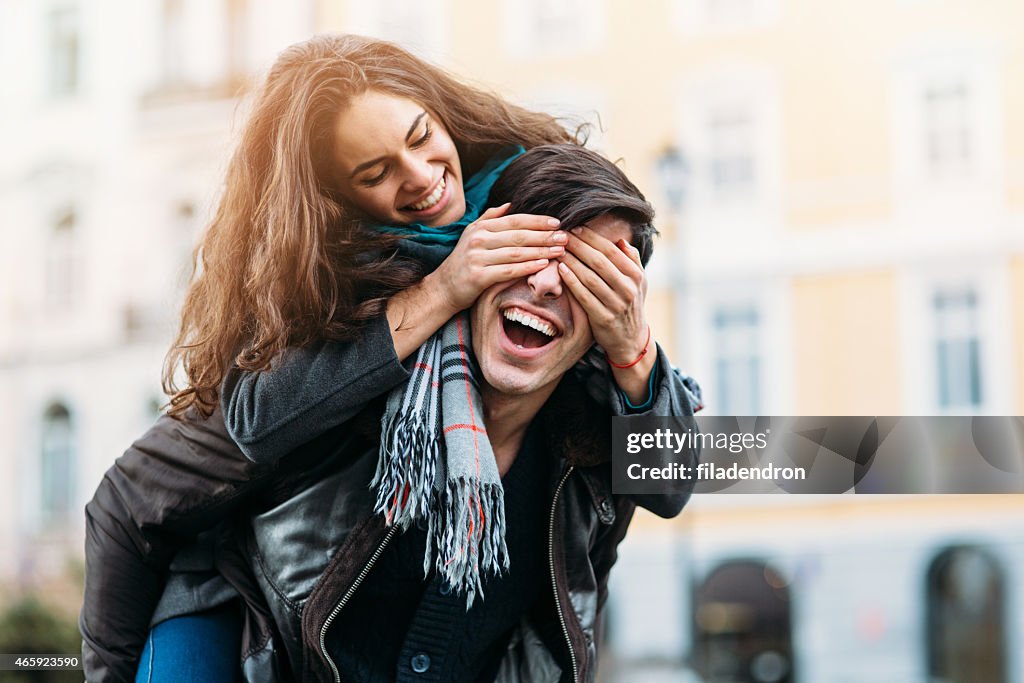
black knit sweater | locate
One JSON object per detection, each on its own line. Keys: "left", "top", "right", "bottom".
{"left": 329, "top": 423, "right": 549, "bottom": 682}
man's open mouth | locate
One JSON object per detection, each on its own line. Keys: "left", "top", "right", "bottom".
{"left": 501, "top": 307, "right": 558, "bottom": 350}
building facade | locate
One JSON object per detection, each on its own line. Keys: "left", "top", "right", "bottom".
{"left": 1, "top": 0, "right": 1022, "bottom": 680}
{"left": 316, "top": 1, "right": 1024, "bottom": 680}
{"left": 0, "top": 0, "right": 316, "bottom": 582}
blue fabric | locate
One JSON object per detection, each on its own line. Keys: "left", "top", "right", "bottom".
{"left": 620, "top": 363, "right": 659, "bottom": 412}
{"left": 375, "top": 146, "right": 525, "bottom": 246}
{"left": 134, "top": 603, "right": 243, "bottom": 683}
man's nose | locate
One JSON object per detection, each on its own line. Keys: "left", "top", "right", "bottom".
{"left": 527, "top": 260, "right": 563, "bottom": 299}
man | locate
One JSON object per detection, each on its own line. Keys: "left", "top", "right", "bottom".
{"left": 82, "top": 145, "right": 700, "bottom": 682}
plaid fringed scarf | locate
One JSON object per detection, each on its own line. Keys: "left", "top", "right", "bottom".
{"left": 372, "top": 312, "right": 507, "bottom": 608}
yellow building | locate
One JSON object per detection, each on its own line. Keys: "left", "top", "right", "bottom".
{"left": 318, "top": 0, "right": 1024, "bottom": 418}
{"left": 312, "top": 2, "right": 1024, "bottom": 680}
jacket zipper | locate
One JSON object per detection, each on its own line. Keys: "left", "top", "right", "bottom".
{"left": 548, "top": 465, "right": 579, "bottom": 683}
{"left": 319, "top": 466, "right": 580, "bottom": 682}
{"left": 319, "top": 525, "right": 399, "bottom": 683}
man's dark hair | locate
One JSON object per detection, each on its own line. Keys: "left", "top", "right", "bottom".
{"left": 489, "top": 144, "right": 658, "bottom": 265}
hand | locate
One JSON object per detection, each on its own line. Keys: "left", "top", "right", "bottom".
{"left": 556, "top": 226, "right": 649, "bottom": 363}
{"left": 430, "top": 203, "right": 566, "bottom": 313}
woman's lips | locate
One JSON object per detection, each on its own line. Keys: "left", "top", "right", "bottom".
{"left": 402, "top": 170, "right": 452, "bottom": 220}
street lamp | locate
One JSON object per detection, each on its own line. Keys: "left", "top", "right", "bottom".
{"left": 655, "top": 145, "right": 689, "bottom": 215}
{"left": 654, "top": 148, "right": 696, "bottom": 677}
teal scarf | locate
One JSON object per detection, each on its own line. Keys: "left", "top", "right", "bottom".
{"left": 374, "top": 146, "right": 525, "bottom": 246}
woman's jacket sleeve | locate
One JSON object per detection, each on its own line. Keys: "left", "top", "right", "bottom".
{"left": 221, "top": 312, "right": 411, "bottom": 465}
{"left": 80, "top": 408, "right": 277, "bottom": 682}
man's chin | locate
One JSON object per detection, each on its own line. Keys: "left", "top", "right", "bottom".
{"left": 478, "top": 362, "right": 550, "bottom": 398}
{"left": 480, "top": 374, "right": 535, "bottom": 397}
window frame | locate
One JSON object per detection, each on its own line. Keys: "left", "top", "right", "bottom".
{"left": 39, "top": 401, "right": 76, "bottom": 527}
{"left": 674, "top": 66, "right": 783, "bottom": 231}
{"left": 925, "top": 545, "right": 1008, "bottom": 683}
{"left": 345, "top": 0, "right": 448, "bottom": 61}
{"left": 501, "top": 0, "right": 606, "bottom": 58}
{"left": 898, "top": 263, "right": 1013, "bottom": 415}
{"left": 711, "top": 302, "right": 763, "bottom": 415}
{"left": 670, "top": 0, "right": 780, "bottom": 36}
{"left": 889, "top": 44, "right": 1004, "bottom": 207}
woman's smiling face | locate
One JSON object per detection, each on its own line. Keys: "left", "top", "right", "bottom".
{"left": 331, "top": 90, "right": 466, "bottom": 227}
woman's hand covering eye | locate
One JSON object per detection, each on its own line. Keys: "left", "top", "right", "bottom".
{"left": 432, "top": 203, "right": 566, "bottom": 312}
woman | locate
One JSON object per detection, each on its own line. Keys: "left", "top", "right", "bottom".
{"left": 83, "top": 34, "right": 683, "bottom": 682}
{"left": 163, "top": 33, "right": 582, "bottom": 427}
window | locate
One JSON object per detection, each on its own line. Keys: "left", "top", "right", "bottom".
{"left": 152, "top": 0, "right": 254, "bottom": 95}
{"left": 160, "top": 0, "right": 186, "bottom": 86}
{"left": 676, "top": 72, "right": 781, "bottom": 218}
{"left": 503, "top": 0, "right": 604, "bottom": 57}
{"left": 934, "top": 288, "right": 982, "bottom": 410}
{"left": 927, "top": 547, "right": 1006, "bottom": 683}
{"left": 346, "top": 0, "right": 445, "bottom": 59}
{"left": 48, "top": 5, "right": 80, "bottom": 97}
{"left": 891, "top": 53, "right": 1002, "bottom": 198}
{"left": 899, "top": 268, "right": 1009, "bottom": 415}
{"left": 708, "top": 105, "right": 756, "bottom": 201}
{"left": 45, "top": 206, "right": 77, "bottom": 310}
{"left": 225, "top": 0, "right": 247, "bottom": 82}
{"left": 704, "top": 0, "right": 756, "bottom": 23}
{"left": 173, "top": 199, "right": 199, "bottom": 285}
{"left": 924, "top": 79, "right": 972, "bottom": 179}
{"left": 374, "top": 0, "right": 435, "bottom": 53}
{"left": 672, "top": 0, "right": 778, "bottom": 34}
{"left": 531, "top": 0, "right": 580, "bottom": 47}
{"left": 713, "top": 304, "right": 761, "bottom": 415}
{"left": 654, "top": 146, "right": 690, "bottom": 214}
{"left": 41, "top": 402, "right": 75, "bottom": 525}
{"left": 694, "top": 560, "right": 793, "bottom": 683}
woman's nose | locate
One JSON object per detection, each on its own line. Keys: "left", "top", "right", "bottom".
{"left": 527, "top": 260, "right": 563, "bottom": 299}
{"left": 401, "top": 153, "right": 434, "bottom": 192}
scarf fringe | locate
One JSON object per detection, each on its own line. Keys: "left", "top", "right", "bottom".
{"left": 430, "top": 477, "right": 508, "bottom": 609}
{"left": 376, "top": 313, "right": 508, "bottom": 610}
{"left": 373, "top": 409, "right": 439, "bottom": 527}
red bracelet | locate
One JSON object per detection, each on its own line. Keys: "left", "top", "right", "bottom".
{"left": 605, "top": 326, "right": 651, "bottom": 369}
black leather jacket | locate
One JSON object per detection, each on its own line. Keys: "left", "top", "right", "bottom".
{"left": 80, "top": 345, "right": 699, "bottom": 682}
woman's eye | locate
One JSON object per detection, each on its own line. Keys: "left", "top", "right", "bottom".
{"left": 411, "top": 124, "right": 433, "bottom": 149}
{"left": 361, "top": 168, "right": 388, "bottom": 187}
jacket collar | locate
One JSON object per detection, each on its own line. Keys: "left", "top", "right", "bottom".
{"left": 537, "top": 373, "right": 613, "bottom": 468}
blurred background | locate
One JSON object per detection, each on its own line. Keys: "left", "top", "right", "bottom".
{"left": 1, "top": 0, "right": 1022, "bottom": 681}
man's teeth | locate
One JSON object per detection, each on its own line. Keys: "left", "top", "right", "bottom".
{"left": 409, "top": 175, "right": 445, "bottom": 211}
{"left": 503, "top": 309, "right": 555, "bottom": 337}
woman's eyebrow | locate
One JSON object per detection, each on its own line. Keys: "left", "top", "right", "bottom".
{"left": 404, "top": 111, "right": 427, "bottom": 142}
{"left": 349, "top": 111, "right": 428, "bottom": 178}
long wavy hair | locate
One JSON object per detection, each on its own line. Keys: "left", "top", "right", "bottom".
{"left": 164, "top": 34, "right": 577, "bottom": 418}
